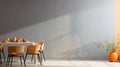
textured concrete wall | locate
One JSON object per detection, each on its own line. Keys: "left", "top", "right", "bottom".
{"left": 0, "top": 0, "right": 115, "bottom": 60}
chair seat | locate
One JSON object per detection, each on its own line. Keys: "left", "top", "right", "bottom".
{"left": 8, "top": 52, "right": 24, "bottom": 56}
{"left": 39, "top": 50, "right": 43, "bottom": 53}
{"left": 27, "top": 51, "right": 40, "bottom": 55}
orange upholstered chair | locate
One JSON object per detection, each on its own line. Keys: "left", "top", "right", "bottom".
{"left": 6, "top": 46, "right": 25, "bottom": 67}
{"left": 24, "top": 44, "right": 42, "bottom": 65}
{"left": 31, "top": 42, "right": 46, "bottom": 62}
{"left": 39, "top": 42, "right": 46, "bottom": 61}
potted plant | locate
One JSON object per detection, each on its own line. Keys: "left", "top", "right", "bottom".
{"left": 93, "top": 40, "right": 119, "bottom": 62}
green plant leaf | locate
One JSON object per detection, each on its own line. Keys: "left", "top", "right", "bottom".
{"left": 93, "top": 40, "right": 116, "bottom": 52}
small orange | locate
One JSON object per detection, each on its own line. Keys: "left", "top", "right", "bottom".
{"left": 16, "top": 40, "right": 21, "bottom": 42}
{"left": 23, "top": 39, "right": 29, "bottom": 42}
{"left": 18, "top": 38, "right": 22, "bottom": 40}
{"left": 2, "top": 40, "right": 8, "bottom": 43}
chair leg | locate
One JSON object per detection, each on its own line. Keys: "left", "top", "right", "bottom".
{"left": 38, "top": 54, "right": 42, "bottom": 65}
{"left": 6, "top": 56, "right": 10, "bottom": 67}
{"left": 20, "top": 56, "right": 22, "bottom": 66}
{"left": 37, "top": 54, "right": 40, "bottom": 63}
{"left": 22, "top": 56, "right": 26, "bottom": 67}
{"left": 8, "top": 57, "right": 12, "bottom": 66}
{"left": 42, "top": 51, "right": 46, "bottom": 61}
{"left": 6, "top": 57, "right": 8, "bottom": 66}
{"left": 10, "top": 56, "right": 13, "bottom": 67}
{"left": 31, "top": 55, "right": 33, "bottom": 62}
{"left": 40, "top": 54, "right": 43, "bottom": 65}
{"left": 7, "top": 56, "right": 11, "bottom": 67}
{"left": 24, "top": 54, "right": 27, "bottom": 62}
{"left": 2, "top": 52, "right": 5, "bottom": 62}
{"left": 0, "top": 53, "right": 2, "bottom": 64}
{"left": 6, "top": 56, "right": 9, "bottom": 67}
{"left": 24, "top": 54, "right": 27, "bottom": 67}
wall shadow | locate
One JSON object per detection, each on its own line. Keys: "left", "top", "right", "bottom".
{"left": 0, "top": 0, "right": 109, "bottom": 35}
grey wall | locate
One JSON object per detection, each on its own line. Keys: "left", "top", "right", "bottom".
{"left": 0, "top": 0, "right": 115, "bottom": 60}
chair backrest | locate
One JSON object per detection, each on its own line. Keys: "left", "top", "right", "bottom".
{"left": 8, "top": 46, "right": 16, "bottom": 55}
{"left": 35, "top": 42, "right": 44, "bottom": 50}
{"left": 39, "top": 42, "right": 44, "bottom": 50}
{"left": 15, "top": 46, "right": 25, "bottom": 53}
{"left": 8, "top": 46, "right": 25, "bottom": 55}
{"left": 27, "top": 44, "right": 40, "bottom": 54}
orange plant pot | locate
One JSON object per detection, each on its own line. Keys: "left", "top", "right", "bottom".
{"left": 109, "top": 52, "right": 118, "bottom": 62}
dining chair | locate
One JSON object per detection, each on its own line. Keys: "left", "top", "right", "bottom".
{"left": 0, "top": 44, "right": 5, "bottom": 64}
{"left": 6, "top": 46, "right": 26, "bottom": 67}
{"left": 31, "top": 42, "right": 46, "bottom": 62}
{"left": 24, "top": 44, "right": 42, "bottom": 65}
{"left": 39, "top": 42, "right": 46, "bottom": 61}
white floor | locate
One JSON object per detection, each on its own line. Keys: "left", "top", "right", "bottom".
{"left": 1, "top": 60, "right": 120, "bottom": 67}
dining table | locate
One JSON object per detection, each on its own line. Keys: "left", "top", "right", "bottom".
{"left": 0, "top": 42, "right": 37, "bottom": 64}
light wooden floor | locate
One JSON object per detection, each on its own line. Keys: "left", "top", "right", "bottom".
{"left": 0, "top": 60, "right": 120, "bottom": 67}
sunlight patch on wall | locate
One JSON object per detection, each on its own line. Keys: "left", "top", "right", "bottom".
{"left": 116, "top": 0, "right": 120, "bottom": 45}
